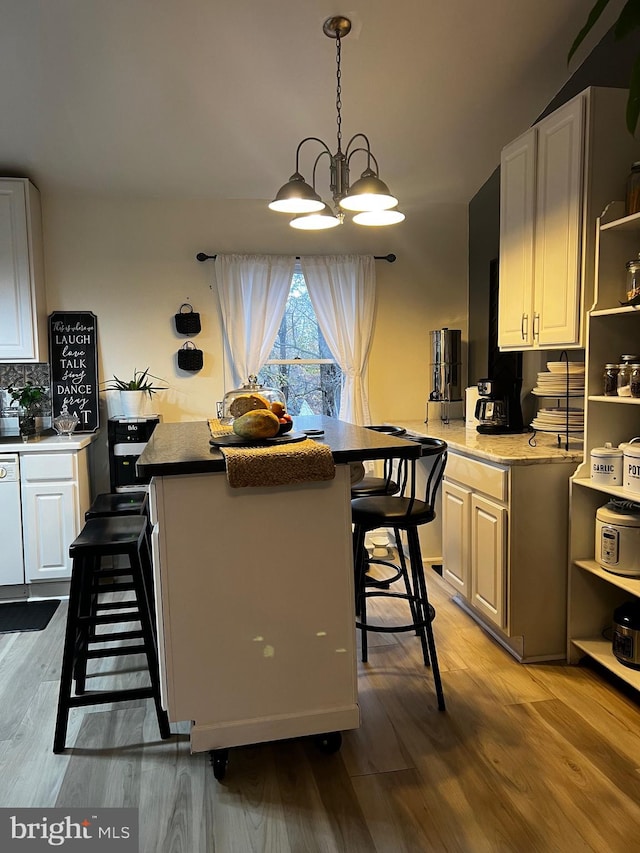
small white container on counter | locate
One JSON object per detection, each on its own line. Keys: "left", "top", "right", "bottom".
{"left": 590, "top": 442, "right": 623, "bottom": 486}
{"left": 621, "top": 438, "right": 640, "bottom": 495}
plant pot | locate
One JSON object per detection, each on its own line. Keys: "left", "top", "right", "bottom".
{"left": 119, "top": 391, "right": 148, "bottom": 419}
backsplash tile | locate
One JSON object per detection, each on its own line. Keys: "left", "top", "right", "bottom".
{"left": 0, "top": 363, "right": 52, "bottom": 415}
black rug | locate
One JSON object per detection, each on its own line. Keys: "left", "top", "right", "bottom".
{"left": 0, "top": 599, "right": 60, "bottom": 633}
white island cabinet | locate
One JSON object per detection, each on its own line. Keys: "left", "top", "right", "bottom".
{"left": 138, "top": 417, "right": 421, "bottom": 755}
{"left": 0, "top": 178, "right": 48, "bottom": 361}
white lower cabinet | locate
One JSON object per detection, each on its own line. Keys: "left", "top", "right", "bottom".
{"left": 20, "top": 449, "right": 90, "bottom": 582}
{"left": 442, "top": 450, "right": 577, "bottom": 661}
{"left": 470, "top": 494, "right": 507, "bottom": 629}
{"left": 442, "top": 480, "right": 471, "bottom": 597}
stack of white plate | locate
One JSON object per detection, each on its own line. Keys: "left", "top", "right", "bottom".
{"left": 532, "top": 362, "right": 585, "bottom": 396}
{"left": 531, "top": 406, "right": 584, "bottom": 432}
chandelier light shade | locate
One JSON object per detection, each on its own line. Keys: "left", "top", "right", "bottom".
{"left": 269, "top": 15, "right": 405, "bottom": 230}
{"left": 268, "top": 172, "right": 324, "bottom": 214}
{"left": 339, "top": 170, "right": 398, "bottom": 212}
{"left": 353, "top": 209, "right": 406, "bottom": 226}
{"left": 290, "top": 202, "right": 342, "bottom": 230}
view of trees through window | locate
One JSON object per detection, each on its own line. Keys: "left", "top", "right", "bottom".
{"left": 258, "top": 272, "right": 342, "bottom": 416}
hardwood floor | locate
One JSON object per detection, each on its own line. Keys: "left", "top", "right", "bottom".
{"left": 1, "top": 571, "right": 639, "bottom": 852}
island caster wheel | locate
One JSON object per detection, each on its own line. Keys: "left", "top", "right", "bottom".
{"left": 209, "top": 748, "right": 229, "bottom": 781}
{"left": 314, "top": 731, "right": 342, "bottom": 754}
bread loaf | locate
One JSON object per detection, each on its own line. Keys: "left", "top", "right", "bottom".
{"left": 229, "top": 393, "right": 270, "bottom": 418}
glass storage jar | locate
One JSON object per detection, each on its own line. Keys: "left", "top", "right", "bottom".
{"left": 603, "top": 364, "right": 620, "bottom": 396}
{"left": 617, "top": 355, "right": 640, "bottom": 397}
{"left": 631, "top": 364, "right": 640, "bottom": 399}
{"left": 220, "top": 375, "right": 285, "bottom": 424}
{"left": 626, "top": 253, "right": 640, "bottom": 303}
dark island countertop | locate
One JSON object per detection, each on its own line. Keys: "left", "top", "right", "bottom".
{"left": 137, "top": 415, "right": 422, "bottom": 478}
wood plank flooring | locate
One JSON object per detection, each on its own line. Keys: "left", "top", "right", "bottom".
{"left": 0, "top": 571, "right": 639, "bottom": 852}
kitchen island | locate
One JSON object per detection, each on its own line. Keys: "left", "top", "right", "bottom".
{"left": 137, "top": 416, "right": 421, "bottom": 756}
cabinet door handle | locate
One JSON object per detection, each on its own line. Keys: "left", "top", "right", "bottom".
{"left": 521, "top": 314, "right": 528, "bottom": 340}
{"left": 533, "top": 313, "right": 540, "bottom": 339}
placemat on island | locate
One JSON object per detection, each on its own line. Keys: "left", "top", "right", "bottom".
{"left": 208, "top": 417, "right": 234, "bottom": 437}
{"left": 220, "top": 439, "right": 336, "bottom": 488}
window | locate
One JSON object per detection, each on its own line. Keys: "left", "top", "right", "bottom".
{"left": 258, "top": 269, "right": 342, "bottom": 416}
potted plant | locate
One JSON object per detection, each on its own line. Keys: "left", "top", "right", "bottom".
{"left": 101, "top": 368, "right": 167, "bottom": 418}
{"left": 8, "top": 380, "right": 47, "bottom": 438}
{"left": 569, "top": 1, "right": 640, "bottom": 135}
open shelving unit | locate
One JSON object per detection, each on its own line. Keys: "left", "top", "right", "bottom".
{"left": 568, "top": 203, "right": 640, "bottom": 690}
{"left": 530, "top": 353, "right": 585, "bottom": 450}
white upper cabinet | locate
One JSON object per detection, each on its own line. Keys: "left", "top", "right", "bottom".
{"left": 498, "top": 87, "right": 639, "bottom": 351}
{"left": 0, "top": 178, "right": 48, "bottom": 362}
{"left": 498, "top": 129, "right": 536, "bottom": 348}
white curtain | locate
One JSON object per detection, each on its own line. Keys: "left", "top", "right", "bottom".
{"left": 301, "top": 254, "right": 376, "bottom": 425}
{"left": 213, "top": 254, "right": 295, "bottom": 389}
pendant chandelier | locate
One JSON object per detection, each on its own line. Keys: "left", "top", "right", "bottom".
{"left": 269, "top": 15, "right": 405, "bottom": 230}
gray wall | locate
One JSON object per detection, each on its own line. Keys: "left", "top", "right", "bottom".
{"left": 468, "top": 25, "right": 640, "bottom": 384}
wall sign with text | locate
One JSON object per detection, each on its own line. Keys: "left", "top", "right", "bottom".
{"left": 49, "top": 311, "right": 99, "bottom": 432}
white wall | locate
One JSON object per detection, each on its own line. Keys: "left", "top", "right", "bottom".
{"left": 41, "top": 194, "right": 468, "bottom": 430}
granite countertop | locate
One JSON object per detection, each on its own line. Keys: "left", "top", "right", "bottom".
{"left": 0, "top": 430, "right": 97, "bottom": 453}
{"left": 396, "top": 419, "right": 583, "bottom": 465}
{"left": 137, "top": 415, "right": 423, "bottom": 478}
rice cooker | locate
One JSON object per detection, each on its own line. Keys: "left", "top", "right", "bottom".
{"left": 595, "top": 500, "right": 640, "bottom": 576}
{"left": 612, "top": 601, "right": 640, "bottom": 668}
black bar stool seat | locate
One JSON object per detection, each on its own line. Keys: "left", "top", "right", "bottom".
{"left": 85, "top": 491, "right": 148, "bottom": 520}
{"left": 53, "top": 515, "right": 171, "bottom": 753}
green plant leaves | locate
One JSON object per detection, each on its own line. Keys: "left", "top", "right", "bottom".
{"left": 627, "top": 51, "right": 640, "bottom": 133}
{"left": 101, "top": 368, "right": 167, "bottom": 396}
{"left": 615, "top": 0, "right": 640, "bottom": 40}
{"left": 569, "top": 0, "right": 640, "bottom": 135}
{"left": 8, "top": 381, "right": 46, "bottom": 409}
{"left": 568, "top": 0, "right": 612, "bottom": 64}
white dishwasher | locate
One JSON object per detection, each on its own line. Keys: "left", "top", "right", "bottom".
{"left": 0, "top": 454, "right": 25, "bottom": 585}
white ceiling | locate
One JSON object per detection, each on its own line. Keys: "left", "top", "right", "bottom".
{"left": 0, "top": 0, "right": 625, "bottom": 207}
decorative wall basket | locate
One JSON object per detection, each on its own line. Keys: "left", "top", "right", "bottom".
{"left": 177, "top": 341, "right": 204, "bottom": 372}
{"left": 174, "top": 303, "right": 201, "bottom": 335}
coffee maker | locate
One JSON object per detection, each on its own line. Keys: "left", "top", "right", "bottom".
{"left": 475, "top": 377, "right": 524, "bottom": 434}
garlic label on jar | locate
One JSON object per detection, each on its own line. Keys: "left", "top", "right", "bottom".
{"left": 590, "top": 443, "right": 623, "bottom": 485}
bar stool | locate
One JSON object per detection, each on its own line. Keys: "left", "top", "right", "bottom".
{"left": 350, "top": 425, "right": 406, "bottom": 499}
{"left": 84, "top": 490, "right": 153, "bottom": 600}
{"left": 351, "top": 438, "right": 448, "bottom": 711}
{"left": 53, "top": 515, "right": 171, "bottom": 753}
{"left": 84, "top": 491, "right": 149, "bottom": 520}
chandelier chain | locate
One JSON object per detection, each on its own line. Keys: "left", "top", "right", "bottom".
{"left": 335, "top": 32, "right": 342, "bottom": 152}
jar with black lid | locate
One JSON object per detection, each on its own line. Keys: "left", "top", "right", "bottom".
{"left": 626, "top": 162, "right": 640, "bottom": 216}
{"left": 631, "top": 364, "right": 640, "bottom": 398}
{"left": 603, "top": 363, "right": 619, "bottom": 396}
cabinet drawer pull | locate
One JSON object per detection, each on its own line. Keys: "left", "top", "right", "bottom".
{"left": 521, "top": 314, "right": 528, "bottom": 340}
{"left": 533, "top": 313, "right": 540, "bottom": 339}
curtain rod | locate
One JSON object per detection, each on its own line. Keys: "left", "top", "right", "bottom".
{"left": 196, "top": 252, "right": 396, "bottom": 263}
